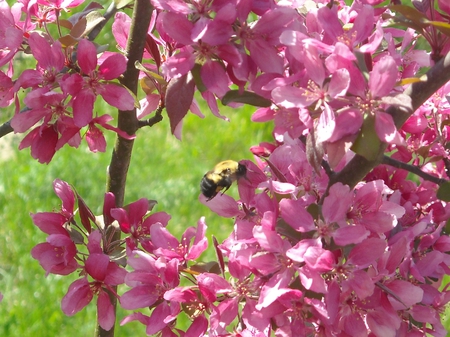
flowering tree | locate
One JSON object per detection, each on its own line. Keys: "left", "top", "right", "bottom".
{"left": 2, "top": 0, "right": 450, "bottom": 336}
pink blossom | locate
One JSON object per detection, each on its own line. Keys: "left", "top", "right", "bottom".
{"left": 67, "top": 39, "right": 135, "bottom": 127}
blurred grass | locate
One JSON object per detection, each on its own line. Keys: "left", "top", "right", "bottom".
{"left": 0, "top": 98, "right": 272, "bottom": 336}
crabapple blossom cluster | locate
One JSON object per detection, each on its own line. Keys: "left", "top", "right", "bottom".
{"left": 3, "top": 0, "right": 450, "bottom": 336}
{"left": 31, "top": 144, "right": 450, "bottom": 336}
{"left": 0, "top": 0, "right": 136, "bottom": 163}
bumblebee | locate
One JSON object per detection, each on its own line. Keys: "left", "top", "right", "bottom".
{"left": 200, "top": 160, "right": 247, "bottom": 201}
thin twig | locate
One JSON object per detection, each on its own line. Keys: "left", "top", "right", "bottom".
{"left": 137, "top": 106, "right": 163, "bottom": 128}
{"left": 382, "top": 155, "right": 447, "bottom": 185}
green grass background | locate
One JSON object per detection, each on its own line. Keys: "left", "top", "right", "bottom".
{"left": 0, "top": 99, "right": 273, "bottom": 336}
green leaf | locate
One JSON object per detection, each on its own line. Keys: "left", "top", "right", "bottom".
{"left": 389, "top": 5, "right": 429, "bottom": 32}
{"left": 115, "top": 0, "right": 134, "bottom": 9}
{"left": 437, "top": 181, "right": 450, "bottom": 201}
{"left": 426, "top": 20, "right": 450, "bottom": 37}
{"left": 351, "top": 114, "right": 381, "bottom": 161}
{"left": 191, "top": 63, "right": 207, "bottom": 93}
{"left": 221, "top": 90, "right": 272, "bottom": 107}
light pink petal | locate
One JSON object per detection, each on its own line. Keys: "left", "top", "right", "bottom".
{"left": 375, "top": 111, "right": 405, "bottom": 145}
{"left": 112, "top": 12, "right": 131, "bottom": 51}
{"left": 369, "top": 55, "right": 397, "bottom": 98}
{"left": 333, "top": 225, "right": 369, "bottom": 246}
{"left": 328, "top": 68, "right": 350, "bottom": 98}
{"left": 322, "top": 182, "right": 352, "bottom": 223}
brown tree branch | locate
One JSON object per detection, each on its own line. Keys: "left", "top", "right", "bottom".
{"left": 0, "top": 121, "right": 13, "bottom": 139}
{"left": 328, "top": 52, "right": 450, "bottom": 190}
{"left": 98, "top": 0, "right": 153, "bottom": 336}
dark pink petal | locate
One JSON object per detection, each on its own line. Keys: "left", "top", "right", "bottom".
{"left": 187, "top": 217, "right": 208, "bottom": 260}
{"left": 385, "top": 280, "right": 423, "bottom": 309}
{"left": 164, "top": 287, "right": 198, "bottom": 302}
{"left": 366, "top": 309, "right": 401, "bottom": 337}
{"left": 86, "top": 124, "right": 106, "bottom": 152}
{"left": 99, "top": 84, "right": 135, "bottom": 111}
{"left": 280, "top": 198, "right": 315, "bottom": 232}
{"left": 345, "top": 270, "right": 374, "bottom": 299}
{"left": 40, "top": 245, "right": 78, "bottom": 275}
{"left": 303, "top": 246, "right": 335, "bottom": 272}
{"left": 150, "top": 223, "right": 179, "bottom": 252}
{"left": 333, "top": 225, "right": 369, "bottom": 246}
{"left": 185, "top": 315, "right": 208, "bottom": 337}
{"left": 145, "top": 302, "right": 176, "bottom": 335}
{"left": 197, "top": 273, "right": 232, "bottom": 302}
{"left": 30, "top": 125, "right": 58, "bottom": 164}
{"left": 97, "top": 290, "right": 115, "bottom": 331}
{"left": 61, "top": 278, "right": 93, "bottom": 315}
{"left": 322, "top": 182, "right": 352, "bottom": 223}
{"left": 415, "top": 250, "right": 443, "bottom": 277}
{"left": 253, "top": 224, "right": 285, "bottom": 252}
{"left": 341, "top": 311, "right": 367, "bottom": 336}
{"left": 104, "top": 262, "right": 127, "bottom": 286}
{"left": 127, "top": 198, "right": 149, "bottom": 227}
{"left": 87, "top": 230, "right": 103, "bottom": 254}
{"left": 410, "top": 305, "right": 439, "bottom": 324}
{"left": 159, "top": 12, "right": 194, "bottom": 45}
{"left": 120, "top": 286, "right": 159, "bottom": 310}
{"left": 110, "top": 207, "right": 131, "bottom": 233}
{"left": 85, "top": 253, "right": 110, "bottom": 281}
{"left": 199, "top": 193, "right": 244, "bottom": 218}
{"left": 98, "top": 53, "right": 127, "bottom": 80}
{"left": 351, "top": 5, "right": 376, "bottom": 45}
{"left": 72, "top": 89, "right": 95, "bottom": 127}
{"left": 77, "top": 39, "right": 98, "bottom": 74}
{"left": 28, "top": 33, "right": 52, "bottom": 70}
{"left": 247, "top": 39, "right": 283, "bottom": 74}
{"left": 31, "top": 212, "right": 67, "bottom": 234}
{"left": 53, "top": 179, "right": 75, "bottom": 215}
{"left": 120, "top": 312, "right": 150, "bottom": 326}
{"left": 162, "top": 47, "right": 196, "bottom": 79}
{"left": 361, "top": 211, "right": 396, "bottom": 233}
{"left": 200, "top": 60, "right": 229, "bottom": 97}
{"left": 347, "top": 237, "right": 386, "bottom": 268}
{"left": 317, "top": 6, "right": 344, "bottom": 42}
{"left": 10, "top": 108, "right": 49, "bottom": 133}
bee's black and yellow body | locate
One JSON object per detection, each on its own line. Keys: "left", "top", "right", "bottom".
{"left": 200, "top": 160, "right": 247, "bottom": 201}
